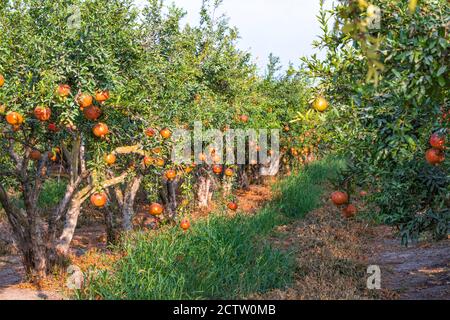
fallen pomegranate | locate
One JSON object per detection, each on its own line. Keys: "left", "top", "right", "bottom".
{"left": 342, "top": 204, "right": 357, "bottom": 218}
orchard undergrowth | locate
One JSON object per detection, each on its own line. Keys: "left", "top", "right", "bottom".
{"left": 77, "top": 157, "right": 344, "bottom": 300}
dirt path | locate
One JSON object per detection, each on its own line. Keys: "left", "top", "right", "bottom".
{"left": 254, "top": 196, "right": 449, "bottom": 300}
{"left": 371, "top": 234, "right": 449, "bottom": 299}
{"left": 0, "top": 255, "right": 63, "bottom": 300}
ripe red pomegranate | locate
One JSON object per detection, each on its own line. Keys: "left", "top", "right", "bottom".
{"left": 425, "top": 148, "right": 445, "bottom": 165}
{"left": 30, "top": 150, "right": 42, "bottom": 161}
{"left": 331, "top": 191, "right": 348, "bottom": 206}
{"left": 429, "top": 133, "right": 446, "bottom": 150}
{"left": 47, "top": 123, "right": 59, "bottom": 132}
{"left": 212, "top": 164, "right": 223, "bottom": 174}
{"left": 145, "top": 128, "right": 156, "bottom": 137}
{"left": 342, "top": 204, "right": 357, "bottom": 218}
{"left": 34, "top": 106, "right": 51, "bottom": 121}
{"left": 227, "top": 202, "right": 238, "bottom": 211}
{"left": 83, "top": 105, "right": 102, "bottom": 121}
{"left": 57, "top": 84, "right": 71, "bottom": 97}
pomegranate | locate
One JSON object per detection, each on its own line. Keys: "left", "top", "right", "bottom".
{"left": 5, "top": 111, "right": 24, "bottom": 125}
{"left": 212, "top": 164, "right": 223, "bottom": 174}
{"left": 95, "top": 90, "right": 110, "bottom": 102}
{"left": 83, "top": 105, "right": 102, "bottom": 121}
{"left": 30, "top": 150, "right": 42, "bottom": 161}
{"left": 165, "top": 169, "right": 177, "bottom": 180}
{"left": 57, "top": 84, "right": 71, "bottom": 97}
{"left": 92, "top": 122, "right": 109, "bottom": 137}
{"left": 180, "top": 219, "right": 190, "bottom": 231}
{"left": 224, "top": 168, "right": 233, "bottom": 177}
{"left": 312, "top": 97, "right": 329, "bottom": 112}
{"left": 429, "top": 133, "right": 446, "bottom": 150}
{"left": 160, "top": 128, "right": 171, "bottom": 139}
{"left": 104, "top": 154, "right": 116, "bottom": 165}
{"left": 149, "top": 203, "right": 164, "bottom": 216}
{"left": 331, "top": 191, "right": 349, "bottom": 206}
{"left": 34, "top": 106, "right": 51, "bottom": 121}
{"left": 90, "top": 192, "right": 107, "bottom": 208}
{"left": 77, "top": 93, "right": 93, "bottom": 109}
{"left": 342, "top": 204, "right": 357, "bottom": 218}
{"left": 425, "top": 148, "right": 445, "bottom": 165}
{"left": 227, "top": 202, "right": 238, "bottom": 211}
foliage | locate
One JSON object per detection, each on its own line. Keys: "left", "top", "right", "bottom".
{"left": 304, "top": 0, "right": 449, "bottom": 242}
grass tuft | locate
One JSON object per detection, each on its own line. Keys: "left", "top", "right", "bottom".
{"left": 78, "top": 157, "right": 344, "bottom": 300}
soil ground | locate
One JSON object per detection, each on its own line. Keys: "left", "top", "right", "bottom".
{"left": 0, "top": 183, "right": 448, "bottom": 300}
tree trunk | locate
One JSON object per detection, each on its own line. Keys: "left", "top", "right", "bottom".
{"left": 122, "top": 174, "right": 143, "bottom": 231}
{"left": 197, "top": 175, "right": 212, "bottom": 208}
{"left": 55, "top": 198, "right": 81, "bottom": 258}
{"left": 161, "top": 177, "right": 180, "bottom": 219}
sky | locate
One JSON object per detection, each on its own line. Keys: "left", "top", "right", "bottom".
{"left": 135, "top": 0, "right": 333, "bottom": 73}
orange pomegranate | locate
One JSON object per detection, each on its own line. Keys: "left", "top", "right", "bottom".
{"left": 30, "top": 150, "right": 42, "bottom": 161}
{"left": 165, "top": 169, "right": 177, "bottom": 180}
{"left": 149, "top": 203, "right": 164, "bottom": 216}
{"left": 342, "top": 204, "right": 357, "bottom": 218}
{"left": 331, "top": 191, "right": 349, "bottom": 206}
{"left": 33, "top": 106, "right": 51, "bottom": 121}
{"left": 5, "top": 111, "right": 24, "bottom": 125}
{"left": 90, "top": 192, "right": 107, "bottom": 208}
{"left": 143, "top": 156, "right": 153, "bottom": 166}
{"left": 425, "top": 148, "right": 445, "bottom": 165}
{"left": 227, "top": 202, "right": 238, "bottom": 211}
{"left": 95, "top": 90, "right": 110, "bottom": 102}
{"left": 155, "top": 158, "right": 165, "bottom": 167}
{"left": 56, "top": 84, "right": 71, "bottom": 97}
{"left": 224, "top": 168, "right": 233, "bottom": 177}
{"left": 92, "top": 122, "right": 109, "bottom": 137}
{"left": 429, "top": 133, "right": 446, "bottom": 150}
{"left": 77, "top": 93, "right": 93, "bottom": 109}
{"left": 160, "top": 128, "right": 171, "bottom": 139}
{"left": 180, "top": 219, "right": 190, "bottom": 231}
{"left": 104, "top": 154, "right": 116, "bottom": 165}
{"left": 83, "top": 105, "right": 102, "bottom": 121}
{"left": 0, "top": 74, "right": 4, "bottom": 87}
{"left": 239, "top": 114, "right": 249, "bottom": 123}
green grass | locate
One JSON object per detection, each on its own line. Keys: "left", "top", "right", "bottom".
{"left": 78, "top": 157, "right": 345, "bottom": 300}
